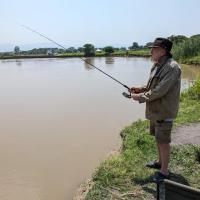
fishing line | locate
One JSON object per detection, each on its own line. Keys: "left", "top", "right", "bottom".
{"left": 18, "top": 23, "right": 131, "bottom": 98}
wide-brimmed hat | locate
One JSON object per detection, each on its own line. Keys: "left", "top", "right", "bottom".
{"left": 148, "top": 37, "right": 173, "bottom": 52}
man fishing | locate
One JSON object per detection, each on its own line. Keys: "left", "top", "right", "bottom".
{"left": 19, "top": 26, "right": 181, "bottom": 183}
{"left": 129, "top": 38, "right": 181, "bottom": 183}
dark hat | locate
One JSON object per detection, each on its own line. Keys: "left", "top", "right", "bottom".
{"left": 148, "top": 37, "right": 173, "bottom": 52}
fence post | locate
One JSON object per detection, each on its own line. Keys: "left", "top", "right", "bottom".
{"left": 156, "top": 179, "right": 200, "bottom": 200}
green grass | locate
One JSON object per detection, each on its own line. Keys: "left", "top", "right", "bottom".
{"left": 85, "top": 80, "right": 200, "bottom": 200}
{"left": 128, "top": 49, "right": 150, "bottom": 57}
{"left": 178, "top": 55, "right": 200, "bottom": 65}
{"left": 59, "top": 49, "right": 150, "bottom": 57}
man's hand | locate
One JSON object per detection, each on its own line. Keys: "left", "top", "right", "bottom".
{"left": 132, "top": 94, "right": 140, "bottom": 101}
{"left": 128, "top": 87, "right": 142, "bottom": 94}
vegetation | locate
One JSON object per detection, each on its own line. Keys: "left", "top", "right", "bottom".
{"left": 83, "top": 44, "right": 95, "bottom": 57}
{"left": 103, "top": 46, "right": 114, "bottom": 55}
{"left": 14, "top": 46, "right": 20, "bottom": 54}
{"left": 84, "top": 79, "right": 200, "bottom": 199}
{"left": 129, "top": 42, "right": 143, "bottom": 50}
{"left": 19, "top": 47, "right": 66, "bottom": 55}
{"left": 128, "top": 49, "right": 149, "bottom": 57}
{"left": 1, "top": 34, "right": 200, "bottom": 65}
{"left": 170, "top": 34, "right": 200, "bottom": 65}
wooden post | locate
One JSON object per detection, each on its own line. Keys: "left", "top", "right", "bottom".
{"left": 157, "top": 179, "right": 200, "bottom": 200}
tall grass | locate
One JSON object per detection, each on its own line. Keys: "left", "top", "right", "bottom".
{"left": 172, "top": 36, "right": 200, "bottom": 65}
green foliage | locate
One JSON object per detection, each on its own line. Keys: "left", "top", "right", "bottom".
{"left": 129, "top": 42, "right": 140, "bottom": 50}
{"left": 190, "top": 34, "right": 200, "bottom": 40}
{"left": 128, "top": 49, "right": 150, "bottom": 57}
{"left": 181, "top": 77, "right": 200, "bottom": 100}
{"left": 83, "top": 43, "right": 95, "bottom": 57}
{"left": 172, "top": 37, "right": 200, "bottom": 60}
{"left": 103, "top": 46, "right": 114, "bottom": 55}
{"left": 180, "top": 55, "right": 200, "bottom": 65}
{"left": 14, "top": 46, "right": 20, "bottom": 54}
{"left": 2, "top": 34, "right": 200, "bottom": 65}
{"left": 66, "top": 47, "right": 77, "bottom": 53}
{"left": 167, "top": 35, "right": 188, "bottom": 45}
{"left": 77, "top": 47, "right": 84, "bottom": 52}
{"left": 21, "top": 48, "right": 66, "bottom": 55}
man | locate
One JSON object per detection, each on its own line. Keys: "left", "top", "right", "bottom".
{"left": 129, "top": 37, "right": 181, "bottom": 183}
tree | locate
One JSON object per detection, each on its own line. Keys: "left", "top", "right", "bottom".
{"left": 66, "top": 47, "right": 77, "bottom": 53}
{"left": 190, "top": 34, "right": 200, "bottom": 40}
{"left": 167, "top": 35, "right": 188, "bottom": 45}
{"left": 129, "top": 42, "right": 139, "bottom": 50}
{"left": 103, "top": 46, "right": 114, "bottom": 55}
{"left": 172, "top": 36, "right": 200, "bottom": 59}
{"left": 77, "top": 47, "right": 84, "bottom": 52}
{"left": 14, "top": 46, "right": 20, "bottom": 54}
{"left": 83, "top": 44, "right": 95, "bottom": 57}
{"left": 120, "top": 47, "right": 127, "bottom": 51}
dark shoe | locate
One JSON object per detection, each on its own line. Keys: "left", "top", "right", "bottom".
{"left": 146, "top": 161, "right": 161, "bottom": 169}
{"left": 151, "top": 172, "right": 170, "bottom": 184}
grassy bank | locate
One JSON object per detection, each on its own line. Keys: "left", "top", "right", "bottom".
{"left": 0, "top": 54, "right": 85, "bottom": 59}
{"left": 84, "top": 79, "right": 200, "bottom": 199}
{"left": 111, "top": 49, "right": 150, "bottom": 57}
{"left": 178, "top": 55, "right": 200, "bottom": 66}
{"left": 0, "top": 49, "right": 150, "bottom": 60}
{"left": 1, "top": 49, "right": 200, "bottom": 67}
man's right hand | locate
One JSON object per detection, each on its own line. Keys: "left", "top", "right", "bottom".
{"left": 128, "top": 87, "right": 142, "bottom": 94}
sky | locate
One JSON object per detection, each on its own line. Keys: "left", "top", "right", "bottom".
{"left": 1, "top": 0, "right": 200, "bottom": 51}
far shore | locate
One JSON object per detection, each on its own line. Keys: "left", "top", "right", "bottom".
{"left": 0, "top": 54, "right": 150, "bottom": 60}
{"left": 1, "top": 54, "right": 200, "bottom": 67}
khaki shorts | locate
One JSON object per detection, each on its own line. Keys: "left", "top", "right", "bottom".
{"left": 150, "top": 120, "right": 173, "bottom": 144}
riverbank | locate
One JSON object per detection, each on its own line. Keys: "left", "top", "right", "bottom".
{"left": 0, "top": 49, "right": 150, "bottom": 60}
{"left": 1, "top": 51, "right": 200, "bottom": 66}
{"left": 75, "top": 79, "right": 200, "bottom": 199}
{"left": 178, "top": 55, "right": 200, "bottom": 66}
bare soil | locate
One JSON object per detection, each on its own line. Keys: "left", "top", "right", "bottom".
{"left": 172, "top": 123, "right": 200, "bottom": 145}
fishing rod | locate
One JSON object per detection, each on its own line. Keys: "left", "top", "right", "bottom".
{"left": 19, "top": 24, "right": 132, "bottom": 98}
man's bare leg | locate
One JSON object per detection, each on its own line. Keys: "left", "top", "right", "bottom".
{"left": 158, "top": 143, "right": 170, "bottom": 175}
{"left": 156, "top": 143, "right": 162, "bottom": 164}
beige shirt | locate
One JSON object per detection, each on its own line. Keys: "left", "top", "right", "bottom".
{"left": 138, "top": 55, "right": 181, "bottom": 121}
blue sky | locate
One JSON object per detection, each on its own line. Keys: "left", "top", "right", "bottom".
{"left": 1, "top": 0, "right": 200, "bottom": 51}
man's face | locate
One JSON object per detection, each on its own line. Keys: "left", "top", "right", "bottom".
{"left": 150, "top": 47, "right": 166, "bottom": 63}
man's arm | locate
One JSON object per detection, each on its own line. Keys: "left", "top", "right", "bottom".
{"left": 138, "top": 66, "right": 181, "bottom": 103}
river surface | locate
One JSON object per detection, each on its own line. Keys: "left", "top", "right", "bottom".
{"left": 0, "top": 57, "right": 199, "bottom": 200}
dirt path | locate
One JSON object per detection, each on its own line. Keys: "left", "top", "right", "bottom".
{"left": 172, "top": 123, "right": 200, "bottom": 145}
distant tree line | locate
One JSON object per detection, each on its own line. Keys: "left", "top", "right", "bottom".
{"left": 1, "top": 34, "right": 199, "bottom": 59}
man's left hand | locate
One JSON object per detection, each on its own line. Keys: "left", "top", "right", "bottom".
{"left": 132, "top": 94, "right": 140, "bottom": 101}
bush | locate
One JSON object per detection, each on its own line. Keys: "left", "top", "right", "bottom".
{"left": 173, "top": 37, "right": 200, "bottom": 60}
{"left": 181, "top": 77, "right": 200, "bottom": 100}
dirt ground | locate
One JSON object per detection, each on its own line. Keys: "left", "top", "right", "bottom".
{"left": 172, "top": 123, "right": 200, "bottom": 145}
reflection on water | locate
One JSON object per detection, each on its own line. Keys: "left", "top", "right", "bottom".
{"left": 16, "top": 60, "right": 22, "bottom": 66}
{"left": 0, "top": 57, "right": 199, "bottom": 200}
{"left": 105, "top": 57, "right": 114, "bottom": 64}
{"left": 83, "top": 57, "right": 95, "bottom": 70}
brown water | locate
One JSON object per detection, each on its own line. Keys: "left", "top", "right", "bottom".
{"left": 0, "top": 57, "right": 199, "bottom": 200}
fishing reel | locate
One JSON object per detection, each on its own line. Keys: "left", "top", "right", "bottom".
{"left": 122, "top": 92, "right": 132, "bottom": 98}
